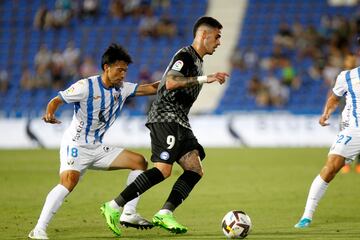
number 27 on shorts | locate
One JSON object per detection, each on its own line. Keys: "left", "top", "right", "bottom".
{"left": 336, "top": 134, "right": 352, "bottom": 145}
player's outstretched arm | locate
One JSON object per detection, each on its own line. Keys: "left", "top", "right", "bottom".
{"left": 42, "top": 96, "right": 63, "bottom": 124}
{"left": 206, "top": 72, "right": 229, "bottom": 84}
{"left": 135, "top": 81, "right": 160, "bottom": 96}
{"left": 165, "top": 72, "right": 229, "bottom": 90}
{"left": 319, "top": 92, "right": 341, "bottom": 126}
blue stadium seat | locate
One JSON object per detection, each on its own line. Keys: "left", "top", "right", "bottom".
{"left": 217, "top": 0, "right": 357, "bottom": 114}
{"left": 0, "top": 0, "right": 209, "bottom": 117}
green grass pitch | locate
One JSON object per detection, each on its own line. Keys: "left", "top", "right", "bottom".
{"left": 1, "top": 148, "right": 360, "bottom": 239}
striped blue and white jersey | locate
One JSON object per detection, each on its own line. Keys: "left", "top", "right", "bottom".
{"left": 58, "top": 75, "right": 138, "bottom": 145}
{"left": 333, "top": 67, "right": 360, "bottom": 128}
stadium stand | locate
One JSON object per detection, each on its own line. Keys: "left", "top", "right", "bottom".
{"left": 0, "top": 0, "right": 358, "bottom": 118}
{"left": 217, "top": 0, "right": 359, "bottom": 114}
{"left": 0, "top": 0, "right": 207, "bottom": 118}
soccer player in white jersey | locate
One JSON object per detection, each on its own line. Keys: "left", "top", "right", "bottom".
{"left": 294, "top": 65, "right": 360, "bottom": 228}
{"left": 28, "top": 44, "right": 160, "bottom": 239}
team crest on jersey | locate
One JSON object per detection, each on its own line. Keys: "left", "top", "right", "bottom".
{"left": 65, "top": 86, "right": 75, "bottom": 94}
{"left": 172, "top": 60, "right": 184, "bottom": 71}
{"left": 113, "top": 92, "right": 120, "bottom": 102}
{"left": 160, "top": 151, "right": 170, "bottom": 160}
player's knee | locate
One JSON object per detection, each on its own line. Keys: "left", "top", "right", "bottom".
{"left": 161, "top": 169, "right": 172, "bottom": 178}
{"left": 154, "top": 162, "right": 173, "bottom": 178}
{"left": 60, "top": 171, "right": 80, "bottom": 192}
{"left": 329, "top": 156, "right": 345, "bottom": 171}
{"left": 193, "top": 168, "right": 204, "bottom": 177}
{"left": 321, "top": 156, "right": 345, "bottom": 182}
{"left": 157, "top": 166, "right": 172, "bottom": 178}
{"left": 199, "top": 168, "right": 204, "bottom": 177}
{"left": 184, "top": 158, "right": 204, "bottom": 177}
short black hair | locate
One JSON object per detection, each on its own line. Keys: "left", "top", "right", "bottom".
{"left": 193, "top": 16, "right": 223, "bottom": 38}
{"left": 101, "top": 43, "right": 133, "bottom": 70}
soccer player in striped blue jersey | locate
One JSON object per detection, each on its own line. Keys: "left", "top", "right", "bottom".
{"left": 28, "top": 44, "right": 160, "bottom": 239}
{"left": 295, "top": 64, "right": 360, "bottom": 228}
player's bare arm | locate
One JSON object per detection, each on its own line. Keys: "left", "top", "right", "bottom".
{"left": 319, "top": 92, "right": 341, "bottom": 126}
{"left": 135, "top": 81, "right": 160, "bottom": 96}
{"left": 165, "top": 72, "right": 229, "bottom": 90}
{"left": 42, "top": 96, "right": 63, "bottom": 124}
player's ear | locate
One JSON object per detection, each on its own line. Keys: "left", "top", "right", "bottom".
{"left": 201, "top": 29, "right": 207, "bottom": 40}
{"left": 195, "top": 26, "right": 207, "bottom": 40}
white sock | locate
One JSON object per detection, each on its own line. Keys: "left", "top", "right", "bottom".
{"left": 302, "top": 175, "right": 328, "bottom": 220}
{"left": 123, "top": 170, "right": 143, "bottom": 214}
{"left": 35, "top": 184, "right": 70, "bottom": 231}
{"left": 158, "top": 209, "right": 172, "bottom": 215}
{"left": 109, "top": 200, "right": 121, "bottom": 210}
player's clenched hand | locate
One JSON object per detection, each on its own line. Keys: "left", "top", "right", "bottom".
{"left": 319, "top": 114, "right": 330, "bottom": 126}
{"left": 42, "top": 113, "right": 61, "bottom": 124}
{"left": 207, "top": 72, "right": 229, "bottom": 84}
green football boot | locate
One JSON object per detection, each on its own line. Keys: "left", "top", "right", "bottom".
{"left": 100, "top": 202, "right": 121, "bottom": 236}
{"left": 152, "top": 212, "right": 187, "bottom": 234}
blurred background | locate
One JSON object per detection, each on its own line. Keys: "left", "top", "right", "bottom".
{"left": 0, "top": 0, "right": 359, "bottom": 148}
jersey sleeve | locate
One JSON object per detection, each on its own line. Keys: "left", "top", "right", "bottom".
{"left": 58, "top": 79, "right": 88, "bottom": 103}
{"left": 332, "top": 71, "right": 347, "bottom": 97}
{"left": 123, "top": 82, "right": 138, "bottom": 98}
{"left": 168, "top": 51, "right": 194, "bottom": 76}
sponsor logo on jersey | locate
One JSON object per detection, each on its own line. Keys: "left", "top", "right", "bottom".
{"left": 65, "top": 86, "right": 75, "bottom": 94}
{"left": 72, "top": 121, "right": 84, "bottom": 141}
{"left": 160, "top": 151, "right": 170, "bottom": 160}
{"left": 172, "top": 60, "right": 184, "bottom": 71}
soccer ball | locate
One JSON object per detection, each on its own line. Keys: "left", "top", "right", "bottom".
{"left": 221, "top": 210, "right": 252, "bottom": 239}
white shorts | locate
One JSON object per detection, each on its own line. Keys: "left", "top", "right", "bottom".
{"left": 328, "top": 127, "right": 360, "bottom": 161}
{"left": 59, "top": 137, "right": 123, "bottom": 176}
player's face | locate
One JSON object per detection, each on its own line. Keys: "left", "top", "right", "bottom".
{"left": 204, "top": 28, "right": 221, "bottom": 55}
{"left": 106, "top": 60, "right": 128, "bottom": 87}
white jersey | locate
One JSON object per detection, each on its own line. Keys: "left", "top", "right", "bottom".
{"left": 59, "top": 75, "right": 138, "bottom": 145}
{"left": 333, "top": 67, "right": 360, "bottom": 128}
